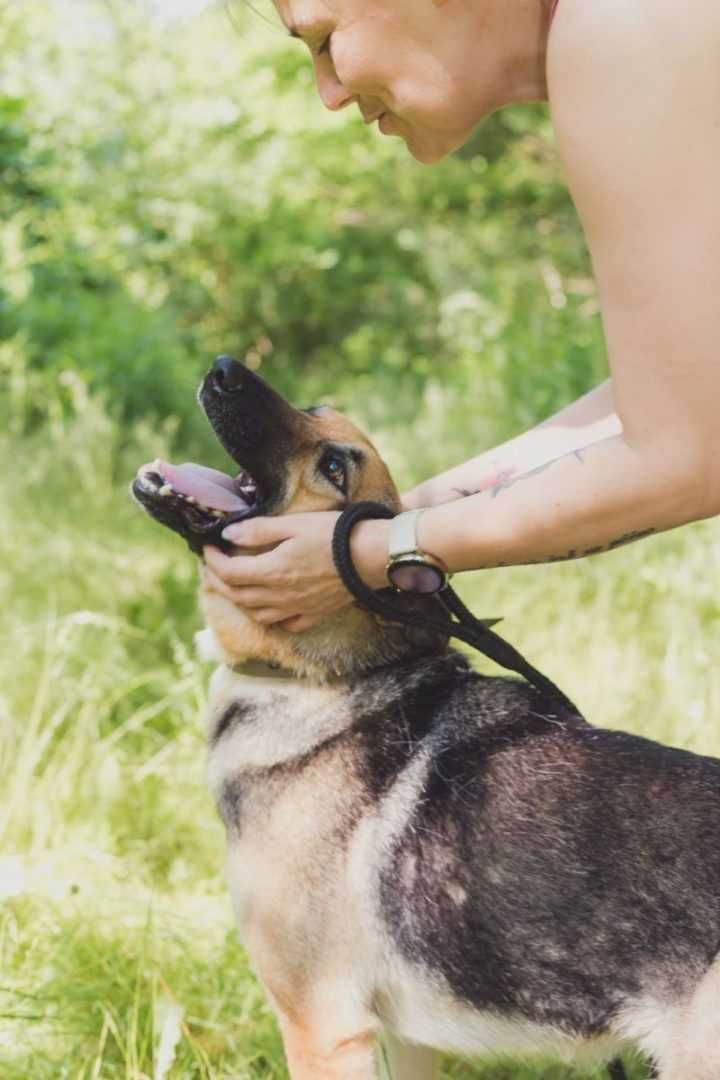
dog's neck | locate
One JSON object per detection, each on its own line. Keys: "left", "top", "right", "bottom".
{"left": 198, "top": 591, "right": 449, "bottom": 685}
{"left": 228, "top": 658, "right": 298, "bottom": 680}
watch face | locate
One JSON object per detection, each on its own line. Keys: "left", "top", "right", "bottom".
{"left": 387, "top": 559, "right": 446, "bottom": 594}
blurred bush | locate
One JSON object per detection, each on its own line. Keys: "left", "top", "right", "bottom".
{"left": 1, "top": 0, "right": 606, "bottom": 472}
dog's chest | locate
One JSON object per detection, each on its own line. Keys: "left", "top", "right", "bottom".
{"left": 205, "top": 666, "right": 369, "bottom": 941}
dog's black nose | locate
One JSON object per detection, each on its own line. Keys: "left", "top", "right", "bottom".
{"left": 212, "top": 355, "right": 245, "bottom": 393}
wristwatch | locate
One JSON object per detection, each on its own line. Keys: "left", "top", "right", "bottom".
{"left": 385, "top": 509, "right": 449, "bottom": 594}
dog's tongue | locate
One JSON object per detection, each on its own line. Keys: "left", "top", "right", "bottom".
{"left": 154, "top": 460, "right": 249, "bottom": 511}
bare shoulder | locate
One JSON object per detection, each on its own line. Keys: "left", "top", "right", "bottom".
{"left": 548, "top": 0, "right": 716, "bottom": 143}
{"left": 548, "top": 0, "right": 720, "bottom": 86}
{"left": 545, "top": 0, "right": 720, "bottom": 272}
{"left": 547, "top": 0, "right": 720, "bottom": 188}
{"left": 545, "top": 0, "right": 720, "bottom": 500}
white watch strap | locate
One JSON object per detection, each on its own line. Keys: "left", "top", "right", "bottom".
{"left": 388, "top": 509, "right": 425, "bottom": 559}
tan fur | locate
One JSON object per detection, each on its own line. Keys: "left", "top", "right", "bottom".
{"left": 200, "top": 586, "right": 398, "bottom": 681}
{"left": 284, "top": 410, "right": 400, "bottom": 514}
{"left": 279, "top": 1022, "right": 377, "bottom": 1080}
{"left": 201, "top": 589, "right": 304, "bottom": 671}
{"left": 220, "top": 727, "right": 384, "bottom": 1077}
{"left": 199, "top": 407, "right": 403, "bottom": 679}
{"left": 223, "top": 752, "right": 369, "bottom": 997}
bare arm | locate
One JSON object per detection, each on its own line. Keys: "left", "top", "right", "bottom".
{"left": 351, "top": 0, "right": 720, "bottom": 582}
{"left": 351, "top": 428, "right": 703, "bottom": 587}
{"left": 403, "top": 380, "right": 621, "bottom": 509}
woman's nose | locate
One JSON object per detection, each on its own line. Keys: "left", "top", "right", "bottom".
{"left": 314, "top": 61, "right": 355, "bottom": 112}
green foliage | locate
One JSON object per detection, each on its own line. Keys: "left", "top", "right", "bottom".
{"left": 1, "top": 0, "right": 603, "bottom": 458}
{"left": 1, "top": 3, "right": 716, "bottom": 1078}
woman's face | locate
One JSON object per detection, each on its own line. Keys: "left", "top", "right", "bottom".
{"left": 274, "top": 0, "right": 507, "bottom": 163}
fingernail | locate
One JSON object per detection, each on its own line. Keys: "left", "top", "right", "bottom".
{"left": 222, "top": 524, "right": 243, "bottom": 540}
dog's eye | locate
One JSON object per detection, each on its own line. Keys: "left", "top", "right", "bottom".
{"left": 320, "top": 454, "right": 347, "bottom": 493}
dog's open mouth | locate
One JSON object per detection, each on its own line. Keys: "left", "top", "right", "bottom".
{"left": 132, "top": 459, "right": 260, "bottom": 553}
{"left": 133, "top": 355, "right": 312, "bottom": 552}
{"left": 138, "top": 460, "right": 258, "bottom": 513}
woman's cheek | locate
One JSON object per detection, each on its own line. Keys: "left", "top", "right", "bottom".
{"left": 333, "top": 37, "right": 391, "bottom": 99}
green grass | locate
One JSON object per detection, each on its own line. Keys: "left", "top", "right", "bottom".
{"left": 1, "top": 390, "right": 718, "bottom": 1079}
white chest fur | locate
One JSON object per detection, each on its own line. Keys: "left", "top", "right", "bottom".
{"left": 204, "top": 663, "right": 352, "bottom": 800}
{"left": 204, "top": 660, "right": 375, "bottom": 999}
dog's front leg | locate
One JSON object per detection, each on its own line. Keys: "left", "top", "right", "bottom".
{"left": 279, "top": 1018, "right": 378, "bottom": 1080}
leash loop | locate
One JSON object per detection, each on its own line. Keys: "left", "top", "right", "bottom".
{"left": 332, "top": 501, "right": 579, "bottom": 714}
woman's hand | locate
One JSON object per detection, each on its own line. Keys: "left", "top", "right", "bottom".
{"left": 203, "top": 512, "right": 390, "bottom": 632}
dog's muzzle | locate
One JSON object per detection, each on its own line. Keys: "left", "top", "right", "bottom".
{"left": 132, "top": 355, "right": 312, "bottom": 553}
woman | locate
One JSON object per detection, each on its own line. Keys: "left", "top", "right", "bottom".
{"left": 205, "top": 0, "right": 720, "bottom": 630}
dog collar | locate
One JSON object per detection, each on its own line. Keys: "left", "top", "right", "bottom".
{"left": 230, "top": 659, "right": 297, "bottom": 680}
{"left": 229, "top": 659, "right": 348, "bottom": 687}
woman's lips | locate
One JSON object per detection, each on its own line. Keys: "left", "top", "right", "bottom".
{"left": 360, "top": 107, "right": 399, "bottom": 134}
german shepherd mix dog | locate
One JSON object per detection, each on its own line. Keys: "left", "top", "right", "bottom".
{"left": 133, "top": 357, "right": 720, "bottom": 1080}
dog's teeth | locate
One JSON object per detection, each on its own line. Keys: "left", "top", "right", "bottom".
{"left": 159, "top": 484, "right": 172, "bottom": 496}
{"left": 186, "top": 495, "right": 196, "bottom": 504}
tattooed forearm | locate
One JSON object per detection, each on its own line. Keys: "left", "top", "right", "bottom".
{"left": 454, "top": 437, "right": 619, "bottom": 502}
{"left": 450, "top": 434, "right": 659, "bottom": 570}
{"left": 607, "top": 527, "right": 657, "bottom": 551}
{"left": 488, "top": 444, "right": 601, "bottom": 498}
{"left": 489, "top": 528, "right": 657, "bottom": 568}
{"left": 452, "top": 466, "right": 518, "bottom": 500}
{"left": 550, "top": 526, "right": 657, "bottom": 562}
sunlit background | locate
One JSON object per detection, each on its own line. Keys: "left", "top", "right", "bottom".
{"left": 1, "top": 2, "right": 718, "bottom": 1078}
{"left": 151, "top": 0, "right": 213, "bottom": 17}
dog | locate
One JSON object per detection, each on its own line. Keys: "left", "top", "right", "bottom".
{"left": 133, "top": 356, "right": 720, "bottom": 1080}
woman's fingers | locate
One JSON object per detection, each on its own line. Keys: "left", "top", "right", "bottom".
{"left": 204, "top": 543, "right": 278, "bottom": 587}
{"left": 221, "top": 516, "right": 293, "bottom": 547}
{"left": 202, "top": 511, "right": 349, "bottom": 624}
{"left": 201, "top": 565, "right": 242, "bottom": 603}
{"left": 253, "top": 608, "right": 293, "bottom": 626}
{"left": 202, "top": 566, "right": 301, "bottom": 627}
{"left": 202, "top": 565, "right": 268, "bottom": 606}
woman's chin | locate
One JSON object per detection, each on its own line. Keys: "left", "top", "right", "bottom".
{"left": 404, "top": 132, "right": 458, "bottom": 165}
{"left": 378, "top": 114, "right": 466, "bottom": 165}
{"left": 390, "top": 122, "right": 468, "bottom": 165}
{"left": 406, "top": 141, "right": 451, "bottom": 165}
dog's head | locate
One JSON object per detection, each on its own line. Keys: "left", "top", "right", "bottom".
{"left": 133, "top": 357, "right": 445, "bottom": 679}
{"left": 133, "top": 355, "right": 400, "bottom": 551}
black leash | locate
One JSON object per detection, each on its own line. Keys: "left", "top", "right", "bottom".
{"left": 333, "top": 502, "right": 636, "bottom": 1080}
{"left": 332, "top": 501, "right": 579, "bottom": 714}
